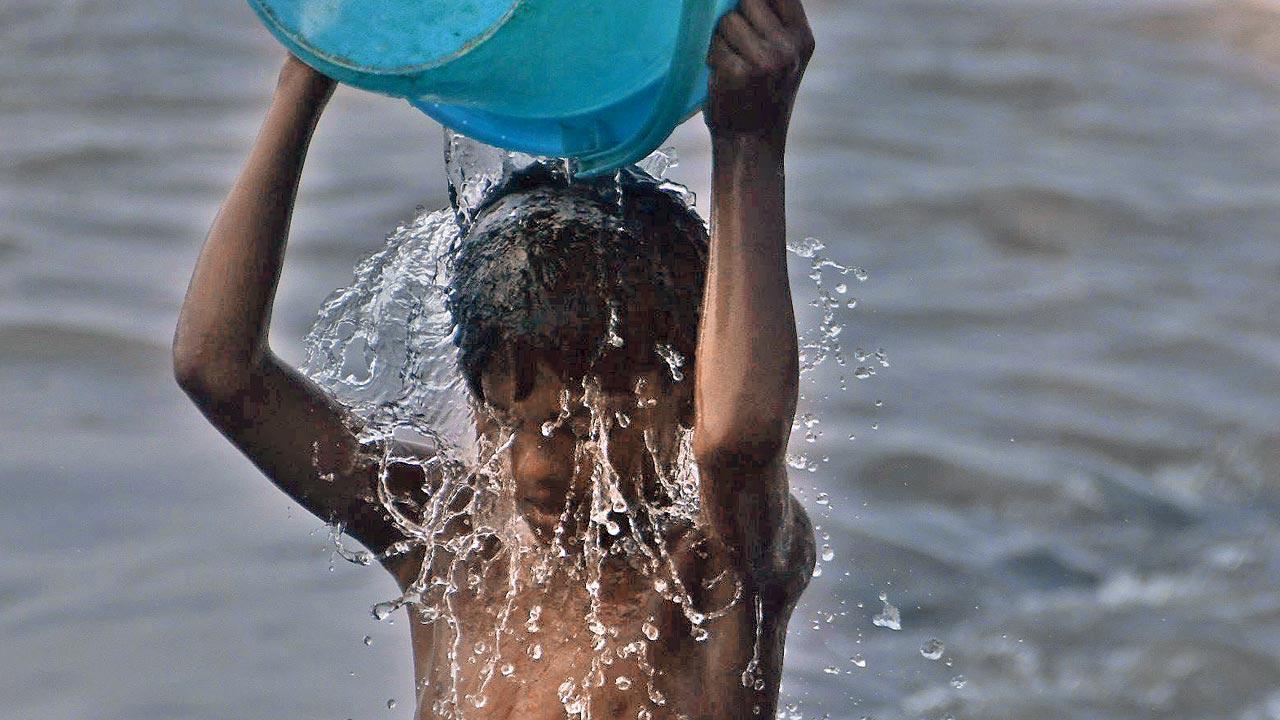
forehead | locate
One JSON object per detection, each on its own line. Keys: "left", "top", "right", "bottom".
{"left": 479, "top": 355, "right": 673, "bottom": 410}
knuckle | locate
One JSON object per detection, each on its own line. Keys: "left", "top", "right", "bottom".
{"left": 762, "top": 49, "right": 789, "bottom": 74}
{"left": 799, "top": 33, "right": 816, "bottom": 59}
{"left": 775, "top": 38, "right": 799, "bottom": 62}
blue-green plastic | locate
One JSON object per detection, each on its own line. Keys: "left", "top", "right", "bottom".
{"left": 247, "top": 0, "right": 736, "bottom": 175}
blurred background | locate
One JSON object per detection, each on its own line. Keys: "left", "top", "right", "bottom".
{"left": 4, "top": 0, "right": 1280, "bottom": 718}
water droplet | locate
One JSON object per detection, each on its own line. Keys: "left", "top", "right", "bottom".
{"left": 853, "top": 367, "right": 875, "bottom": 380}
{"left": 386, "top": 698, "right": 397, "bottom": 710}
{"left": 821, "top": 545, "right": 835, "bottom": 562}
{"left": 872, "top": 592, "right": 901, "bottom": 630}
{"left": 558, "top": 679, "right": 577, "bottom": 701}
{"left": 815, "top": 492, "right": 830, "bottom": 506}
{"left": 920, "top": 638, "right": 945, "bottom": 660}
{"left": 637, "top": 146, "right": 679, "bottom": 178}
{"left": 615, "top": 676, "right": 633, "bottom": 690}
{"left": 638, "top": 710, "right": 653, "bottom": 720}
{"left": 472, "top": 694, "right": 488, "bottom": 708}
{"left": 692, "top": 627, "right": 709, "bottom": 642}
{"left": 474, "top": 641, "right": 487, "bottom": 655}
{"left": 642, "top": 621, "right": 660, "bottom": 641}
{"left": 787, "top": 236, "right": 826, "bottom": 258}
{"left": 528, "top": 643, "right": 542, "bottom": 660}
{"left": 850, "top": 653, "right": 867, "bottom": 668}
{"left": 362, "top": 635, "right": 373, "bottom": 646}
{"left": 656, "top": 343, "right": 686, "bottom": 382}
{"left": 606, "top": 306, "right": 625, "bottom": 348}
{"left": 950, "top": 674, "right": 967, "bottom": 689}
{"left": 834, "top": 283, "right": 848, "bottom": 294}
{"left": 823, "top": 666, "right": 841, "bottom": 675}
{"left": 501, "top": 663, "right": 515, "bottom": 676}
{"left": 371, "top": 601, "right": 397, "bottom": 621}
{"left": 853, "top": 267, "right": 868, "bottom": 282}
{"left": 541, "top": 420, "right": 557, "bottom": 437}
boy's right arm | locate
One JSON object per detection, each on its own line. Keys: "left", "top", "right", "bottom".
{"left": 172, "top": 56, "right": 407, "bottom": 560}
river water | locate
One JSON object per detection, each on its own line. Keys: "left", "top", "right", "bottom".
{"left": 4, "top": 0, "right": 1280, "bottom": 718}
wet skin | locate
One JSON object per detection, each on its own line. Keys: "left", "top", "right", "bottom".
{"left": 385, "top": 358, "right": 815, "bottom": 720}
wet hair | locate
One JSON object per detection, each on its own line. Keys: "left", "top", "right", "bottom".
{"left": 447, "top": 165, "right": 709, "bottom": 403}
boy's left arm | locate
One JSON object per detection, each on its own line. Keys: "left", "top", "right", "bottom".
{"left": 692, "top": 0, "right": 815, "bottom": 592}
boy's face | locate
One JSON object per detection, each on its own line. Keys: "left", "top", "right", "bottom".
{"left": 475, "top": 356, "right": 693, "bottom": 539}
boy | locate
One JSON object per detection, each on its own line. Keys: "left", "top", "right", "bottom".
{"left": 173, "top": 0, "right": 816, "bottom": 717}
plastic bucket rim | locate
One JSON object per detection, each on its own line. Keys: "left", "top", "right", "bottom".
{"left": 246, "top": 0, "right": 525, "bottom": 76}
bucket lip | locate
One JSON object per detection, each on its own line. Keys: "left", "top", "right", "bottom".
{"left": 411, "top": 69, "right": 671, "bottom": 155}
{"left": 409, "top": 0, "right": 724, "bottom": 174}
{"left": 247, "top": 0, "right": 524, "bottom": 76}
{"left": 415, "top": 62, "right": 705, "bottom": 175}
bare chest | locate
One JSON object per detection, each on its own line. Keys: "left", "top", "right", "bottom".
{"left": 404, "top": 541, "right": 780, "bottom": 720}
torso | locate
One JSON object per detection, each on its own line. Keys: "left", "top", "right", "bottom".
{"left": 392, "top": 505, "right": 810, "bottom": 720}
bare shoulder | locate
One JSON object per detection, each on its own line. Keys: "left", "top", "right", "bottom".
{"left": 361, "top": 435, "right": 444, "bottom": 585}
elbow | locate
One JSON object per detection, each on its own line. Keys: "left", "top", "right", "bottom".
{"left": 172, "top": 344, "right": 219, "bottom": 403}
{"left": 172, "top": 333, "right": 202, "bottom": 392}
{"left": 692, "top": 419, "right": 790, "bottom": 474}
{"left": 171, "top": 332, "right": 254, "bottom": 404}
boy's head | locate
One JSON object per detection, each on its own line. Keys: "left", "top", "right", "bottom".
{"left": 446, "top": 166, "right": 709, "bottom": 532}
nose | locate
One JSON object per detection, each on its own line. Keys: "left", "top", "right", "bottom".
{"left": 510, "top": 429, "right": 575, "bottom": 515}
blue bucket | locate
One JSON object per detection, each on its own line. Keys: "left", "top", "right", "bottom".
{"left": 247, "top": 0, "right": 737, "bottom": 175}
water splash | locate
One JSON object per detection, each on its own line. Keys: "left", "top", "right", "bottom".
{"left": 655, "top": 343, "right": 686, "bottom": 383}
{"left": 920, "top": 638, "right": 945, "bottom": 660}
{"left": 303, "top": 129, "right": 884, "bottom": 719}
{"left": 636, "top": 146, "right": 679, "bottom": 179}
{"left": 300, "top": 135, "right": 753, "bottom": 719}
{"left": 872, "top": 592, "right": 902, "bottom": 631}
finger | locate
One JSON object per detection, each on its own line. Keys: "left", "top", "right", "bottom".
{"left": 707, "top": 32, "right": 750, "bottom": 77}
{"left": 717, "top": 11, "right": 771, "bottom": 66}
{"left": 737, "top": 0, "right": 785, "bottom": 36}
{"left": 767, "top": 0, "right": 810, "bottom": 29}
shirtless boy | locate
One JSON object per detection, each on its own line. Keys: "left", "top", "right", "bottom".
{"left": 173, "top": 0, "right": 817, "bottom": 717}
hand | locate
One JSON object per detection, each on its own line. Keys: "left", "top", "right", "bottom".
{"left": 704, "top": 0, "right": 814, "bottom": 146}
{"left": 276, "top": 52, "right": 338, "bottom": 105}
